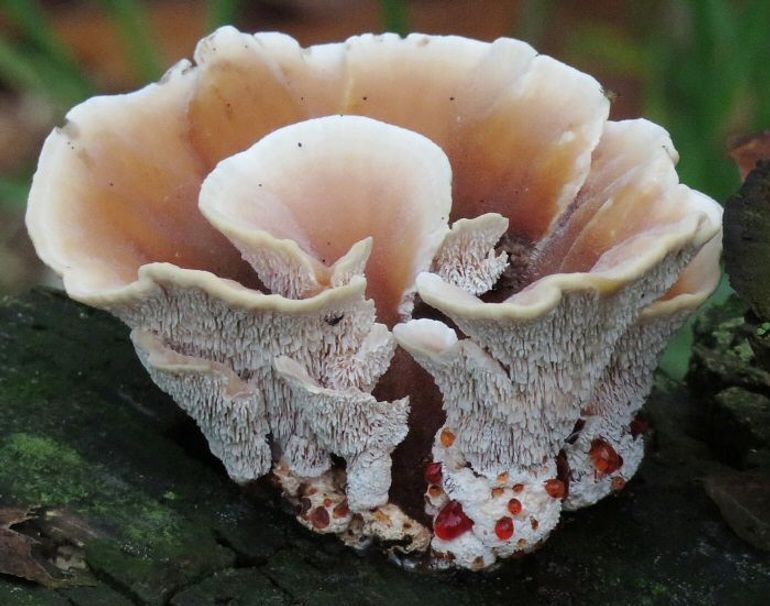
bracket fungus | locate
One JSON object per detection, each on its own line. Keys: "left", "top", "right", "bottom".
{"left": 27, "top": 28, "right": 722, "bottom": 570}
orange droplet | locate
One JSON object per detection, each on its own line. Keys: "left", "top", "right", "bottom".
{"left": 491, "top": 487, "right": 505, "bottom": 498}
{"left": 530, "top": 518, "right": 539, "bottom": 530}
{"left": 333, "top": 500, "right": 350, "bottom": 518}
{"left": 497, "top": 472, "right": 509, "bottom": 483}
{"left": 589, "top": 438, "right": 624, "bottom": 474}
{"left": 513, "top": 483, "right": 524, "bottom": 493}
{"left": 323, "top": 498, "right": 333, "bottom": 507}
{"left": 440, "top": 429, "right": 456, "bottom": 447}
{"left": 544, "top": 479, "right": 566, "bottom": 499}
{"left": 428, "top": 484, "right": 443, "bottom": 498}
{"left": 611, "top": 476, "right": 626, "bottom": 492}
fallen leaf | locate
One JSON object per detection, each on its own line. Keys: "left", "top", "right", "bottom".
{"left": 729, "top": 130, "right": 770, "bottom": 180}
{"left": 0, "top": 506, "right": 56, "bottom": 586}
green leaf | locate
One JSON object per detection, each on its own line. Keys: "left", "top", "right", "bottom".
{"left": 2, "top": 0, "right": 75, "bottom": 65}
{"left": 1, "top": 0, "right": 92, "bottom": 99}
{"left": 564, "top": 23, "right": 650, "bottom": 77}
{"left": 102, "top": 0, "right": 164, "bottom": 83}
{"left": 207, "top": 0, "right": 240, "bottom": 29}
{"left": 660, "top": 273, "right": 732, "bottom": 379}
{"left": 516, "top": 0, "right": 552, "bottom": 47}
{"left": 0, "top": 35, "right": 48, "bottom": 94}
{"left": 0, "top": 178, "right": 30, "bottom": 212}
{"left": 380, "top": 0, "right": 409, "bottom": 36}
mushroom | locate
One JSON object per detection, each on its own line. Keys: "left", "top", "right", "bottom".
{"left": 131, "top": 328, "right": 271, "bottom": 483}
{"left": 394, "top": 119, "right": 721, "bottom": 564}
{"left": 275, "top": 356, "right": 409, "bottom": 511}
{"left": 26, "top": 27, "right": 722, "bottom": 570}
{"left": 563, "top": 231, "right": 723, "bottom": 510}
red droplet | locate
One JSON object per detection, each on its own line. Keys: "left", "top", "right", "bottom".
{"left": 424, "top": 462, "right": 443, "bottom": 485}
{"left": 544, "top": 479, "right": 566, "bottom": 499}
{"left": 332, "top": 500, "right": 350, "bottom": 518}
{"left": 507, "top": 498, "right": 522, "bottom": 515}
{"left": 495, "top": 517, "right": 514, "bottom": 540}
{"left": 630, "top": 417, "right": 649, "bottom": 438}
{"left": 434, "top": 500, "right": 474, "bottom": 540}
{"left": 590, "top": 438, "right": 624, "bottom": 474}
{"left": 309, "top": 506, "right": 330, "bottom": 529}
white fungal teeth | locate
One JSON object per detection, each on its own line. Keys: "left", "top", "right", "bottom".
{"left": 274, "top": 355, "right": 409, "bottom": 512}
{"left": 27, "top": 27, "right": 723, "bottom": 571}
{"left": 431, "top": 213, "right": 510, "bottom": 296}
{"left": 132, "top": 328, "right": 272, "bottom": 483}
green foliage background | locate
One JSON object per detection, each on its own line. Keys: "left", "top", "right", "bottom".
{"left": 2, "top": 0, "right": 768, "bottom": 376}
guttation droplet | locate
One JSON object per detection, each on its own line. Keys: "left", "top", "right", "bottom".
{"left": 589, "top": 438, "right": 624, "bottom": 474}
{"left": 544, "top": 479, "right": 566, "bottom": 499}
{"left": 424, "top": 462, "right": 443, "bottom": 485}
{"left": 309, "top": 506, "right": 330, "bottom": 529}
{"left": 440, "top": 428, "right": 456, "bottom": 447}
{"left": 434, "top": 500, "right": 474, "bottom": 540}
{"left": 333, "top": 500, "right": 350, "bottom": 518}
{"left": 507, "top": 498, "right": 523, "bottom": 515}
{"left": 495, "top": 517, "right": 514, "bottom": 540}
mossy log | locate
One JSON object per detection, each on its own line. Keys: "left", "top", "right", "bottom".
{"left": 0, "top": 290, "right": 768, "bottom": 605}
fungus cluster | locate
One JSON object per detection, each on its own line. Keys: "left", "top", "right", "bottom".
{"left": 27, "top": 28, "right": 722, "bottom": 570}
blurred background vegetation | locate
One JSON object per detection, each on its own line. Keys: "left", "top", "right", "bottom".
{"left": 1, "top": 0, "right": 768, "bottom": 376}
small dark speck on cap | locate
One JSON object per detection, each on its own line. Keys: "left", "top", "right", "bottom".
{"left": 298, "top": 142, "right": 303, "bottom": 147}
{"left": 362, "top": 96, "right": 368, "bottom": 101}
